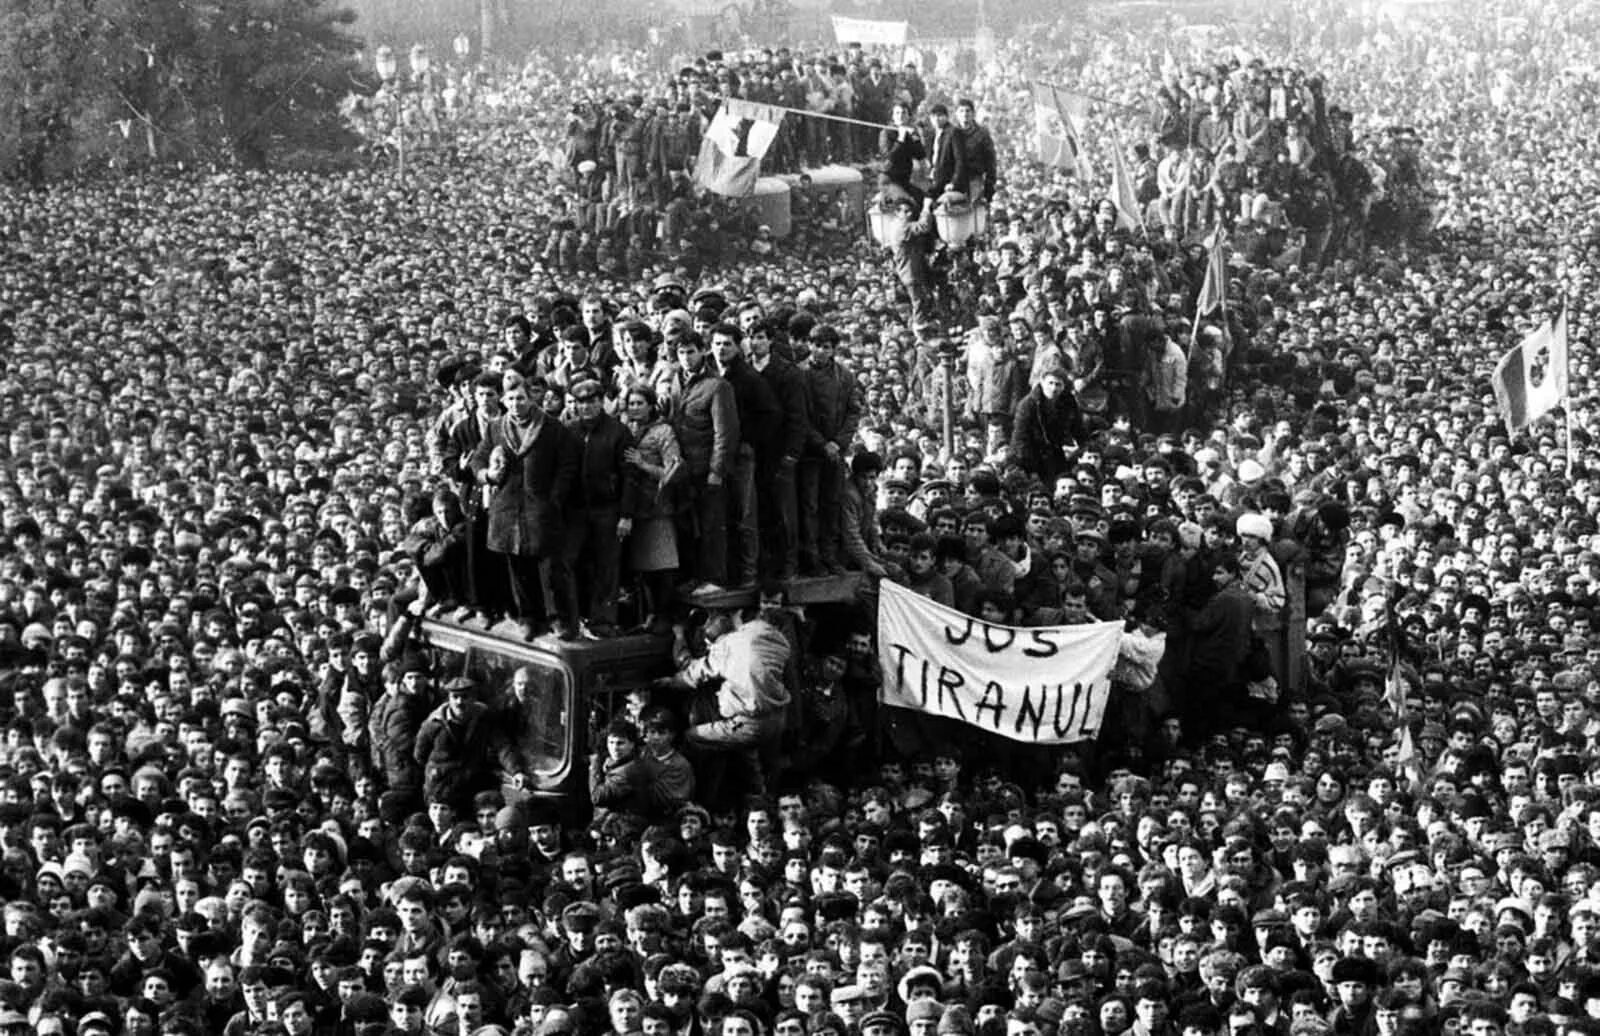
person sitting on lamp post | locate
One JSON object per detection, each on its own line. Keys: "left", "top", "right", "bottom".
{"left": 879, "top": 101, "right": 926, "bottom": 210}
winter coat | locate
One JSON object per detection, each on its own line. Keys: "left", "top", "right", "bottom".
{"left": 471, "top": 413, "right": 578, "bottom": 558}
{"left": 1189, "top": 582, "right": 1255, "bottom": 684}
{"left": 803, "top": 361, "right": 862, "bottom": 455}
{"left": 589, "top": 752, "right": 652, "bottom": 819}
{"left": 566, "top": 413, "right": 637, "bottom": 514}
{"left": 625, "top": 419, "right": 683, "bottom": 521}
{"left": 414, "top": 700, "right": 508, "bottom": 805}
{"left": 368, "top": 690, "right": 428, "bottom": 793}
{"left": 721, "top": 357, "right": 781, "bottom": 456}
{"left": 673, "top": 370, "right": 738, "bottom": 479}
{"left": 441, "top": 410, "right": 494, "bottom": 507}
{"left": 755, "top": 355, "right": 811, "bottom": 462}
{"left": 1242, "top": 548, "right": 1287, "bottom": 631}
{"left": 1009, "top": 386, "right": 1085, "bottom": 484}
{"left": 966, "top": 342, "right": 1026, "bottom": 418}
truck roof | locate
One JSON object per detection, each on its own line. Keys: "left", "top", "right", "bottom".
{"left": 416, "top": 614, "right": 672, "bottom": 666}
{"left": 684, "top": 572, "right": 868, "bottom": 609}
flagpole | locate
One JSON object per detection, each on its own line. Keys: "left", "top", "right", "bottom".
{"left": 717, "top": 95, "right": 897, "bottom": 132}
{"left": 1564, "top": 295, "right": 1575, "bottom": 479}
{"left": 1036, "top": 79, "right": 1143, "bottom": 114}
{"left": 1190, "top": 224, "right": 1222, "bottom": 349}
{"left": 1109, "top": 127, "right": 1145, "bottom": 235}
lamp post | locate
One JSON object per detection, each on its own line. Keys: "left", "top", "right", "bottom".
{"left": 373, "top": 45, "right": 402, "bottom": 176}
{"left": 937, "top": 336, "right": 961, "bottom": 462}
{"left": 409, "top": 46, "right": 433, "bottom": 156}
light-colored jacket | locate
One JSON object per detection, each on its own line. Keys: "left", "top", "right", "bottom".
{"left": 679, "top": 618, "right": 793, "bottom": 719}
{"left": 1147, "top": 339, "right": 1189, "bottom": 412}
{"left": 1241, "top": 547, "right": 1286, "bottom": 630}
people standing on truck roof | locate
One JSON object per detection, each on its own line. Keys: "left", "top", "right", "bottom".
{"left": 562, "top": 378, "right": 637, "bottom": 640}
{"left": 405, "top": 488, "right": 469, "bottom": 611}
{"left": 472, "top": 371, "right": 582, "bottom": 642}
{"left": 841, "top": 451, "right": 892, "bottom": 579}
{"left": 709, "top": 323, "right": 781, "bottom": 591}
{"left": 620, "top": 385, "right": 684, "bottom": 636}
{"left": 670, "top": 334, "right": 739, "bottom": 597}
{"left": 747, "top": 319, "right": 809, "bottom": 583}
{"left": 799, "top": 324, "right": 863, "bottom": 576}
{"left": 440, "top": 368, "right": 511, "bottom": 625}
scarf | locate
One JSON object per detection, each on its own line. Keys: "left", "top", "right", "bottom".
{"left": 501, "top": 409, "right": 545, "bottom": 457}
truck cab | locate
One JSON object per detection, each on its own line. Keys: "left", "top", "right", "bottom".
{"left": 411, "top": 617, "right": 676, "bottom": 820}
{"left": 411, "top": 573, "right": 868, "bottom": 818}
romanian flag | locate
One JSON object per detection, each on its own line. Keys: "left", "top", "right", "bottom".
{"left": 1491, "top": 304, "right": 1568, "bottom": 436}
{"left": 693, "top": 97, "right": 784, "bottom": 198}
{"left": 1032, "top": 82, "right": 1092, "bottom": 179}
{"left": 1109, "top": 134, "right": 1143, "bottom": 231}
{"left": 1194, "top": 227, "right": 1228, "bottom": 318}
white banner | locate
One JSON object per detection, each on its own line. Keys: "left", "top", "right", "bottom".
{"left": 832, "top": 15, "right": 910, "bottom": 46}
{"left": 877, "top": 581, "right": 1123, "bottom": 743}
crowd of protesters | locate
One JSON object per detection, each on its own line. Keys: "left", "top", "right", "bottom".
{"left": 7, "top": 2, "right": 1600, "bottom": 1036}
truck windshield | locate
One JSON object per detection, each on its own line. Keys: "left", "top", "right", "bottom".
{"left": 478, "top": 653, "right": 570, "bottom": 779}
{"left": 434, "top": 638, "right": 571, "bottom": 781}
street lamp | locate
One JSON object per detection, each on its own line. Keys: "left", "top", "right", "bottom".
{"left": 373, "top": 45, "right": 403, "bottom": 176}
{"left": 447, "top": 35, "right": 471, "bottom": 116}
{"left": 409, "top": 47, "right": 433, "bottom": 154}
{"left": 936, "top": 336, "right": 961, "bottom": 462}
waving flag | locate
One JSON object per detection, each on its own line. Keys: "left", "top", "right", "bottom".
{"left": 1032, "top": 82, "right": 1092, "bottom": 179}
{"left": 693, "top": 97, "right": 784, "bottom": 197}
{"left": 1161, "top": 47, "right": 1180, "bottom": 84}
{"left": 1109, "top": 134, "right": 1143, "bottom": 231}
{"left": 1491, "top": 304, "right": 1568, "bottom": 435}
{"left": 1195, "top": 227, "right": 1228, "bottom": 317}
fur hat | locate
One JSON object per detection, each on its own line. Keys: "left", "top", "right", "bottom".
{"left": 1236, "top": 512, "right": 1274, "bottom": 541}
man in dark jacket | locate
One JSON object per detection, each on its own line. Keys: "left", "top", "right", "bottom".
{"left": 748, "top": 321, "right": 809, "bottom": 581}
{"left": 1009, "top": 366, "right": 1085, "bottom": 486}
{"left": 924, "top": 103, "right": 969, "bottom": 204}
{"left": 111, "top": 914, "right": 203, "bottom": 999}
{"left": 672, "top": 333, "right": 739, "bottom": 593}
{"left": 470, "top": 373, "right": 581, "bottom": 641}
{"left": 954, "top": 98, "right": 998, "bottom": 202}
{"left": 562, "top": 378, "right": 636, "bottom": 637}
{"left": 710, "top": 323, "right": 780, "bottom": 588}
{"left": 441, "top": 370, "right": 509, "bottom": 620}
{"left": 799, "top": 325, "right": 863, "bottom": 574}
{"left": 368, "top": 656, "right": 432, "bottom": 812}
{"left": 1186, "top": 551, "right": 1255, "bottom": 742}
{"left": 588, "top": 718, "right": 651, "bottom": 820}
{"left": 879, "top": 102, "right": 926, "bottom": 209}
{"left": 414, "top": 677, "right": 511, "bottom": 815}
{"left": 856, "top": 59, "right": 897, "bottom": 156}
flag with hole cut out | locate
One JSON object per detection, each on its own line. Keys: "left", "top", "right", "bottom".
{"left": 693, "top": 98, "right": 784, "bottom": 197}
{"left": 1491, "top": 305, "right": 1568, "bottom": 435}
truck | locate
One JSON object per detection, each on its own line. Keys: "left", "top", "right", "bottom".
{"left": 409, "top": 574, "right": 868, "bottom": 819}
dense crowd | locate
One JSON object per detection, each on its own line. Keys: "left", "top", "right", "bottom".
{"left": 5, "top": 1, "right": 1600, "bottom": 1036}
